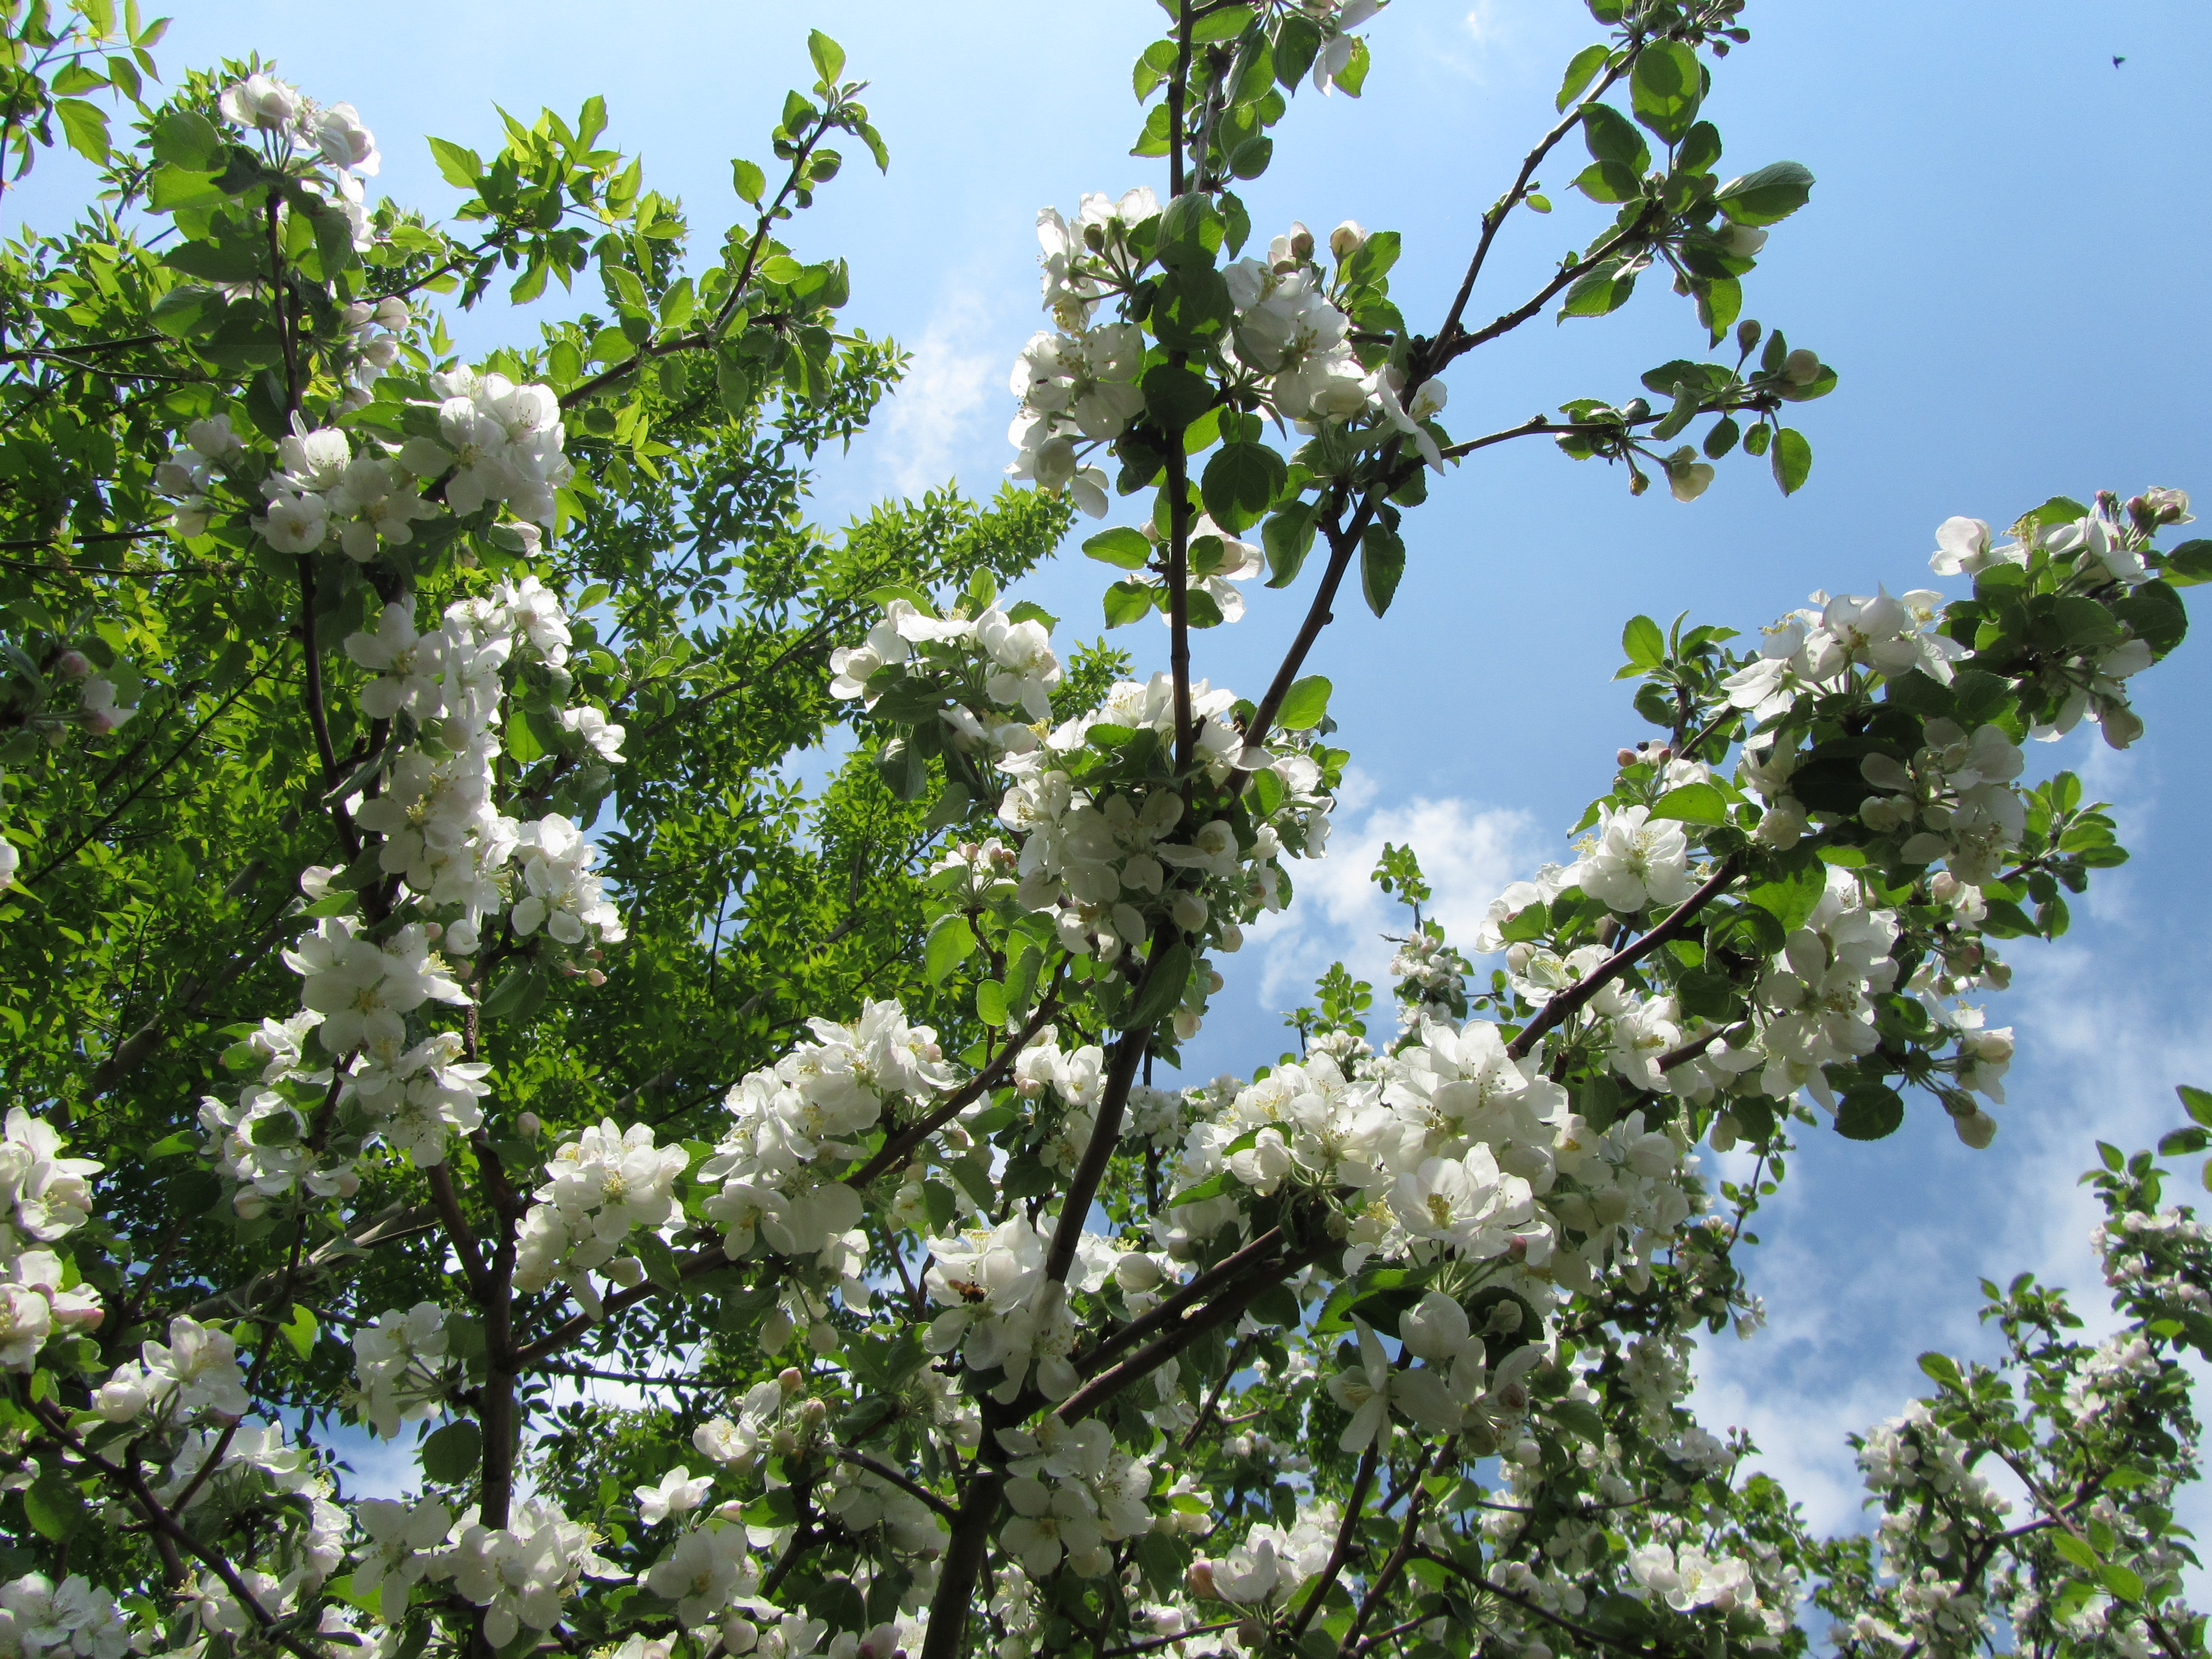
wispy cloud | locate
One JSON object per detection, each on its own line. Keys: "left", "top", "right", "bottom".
{"left": 870, "top": 285, "right": 1003, "bottom": 501}
{"left": 1243, "top": 782, "right": 1540, "bottom": 1014}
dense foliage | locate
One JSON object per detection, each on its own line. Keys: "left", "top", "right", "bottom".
{"left": 0, "top": 8, "right": 2206, "bottom": 1659}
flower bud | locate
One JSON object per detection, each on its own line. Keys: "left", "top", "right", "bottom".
{"left": 1219, "top": 924, "right": 1243, "bottom": 954}
{"left": 1953, "top": 1108, "right": 1997, "bottom": 1150}
{"left": 1783, "top": 348, "right": 1822, "bottom": 384}
{"left": 517, "top": 1112, "right": 542, "bottom": 1137}
{"left": 1170, "top": 889, "right": 1209, "bottom": 933}
{"left": 799, "top": 1396, "right": 829, "bottom": 1429}
{"left": 1329, "top": 219, "right": 1368, "bottom": 261}
{"left": 1173, "top": 1008, "right": 1202, "bottom": 1041}
{"left": 1186, "top": 1562, "right": 1218, "bottom": 1601}
{"left": 1616, "top": 748, "right": 1639, "bottom": 768}
{"left": 777, "top": 1366, "right": 805, "bottom": 1394}
{"left": 1718, "top": 224, "right": 1768, "bottom": 259}
{"left": 806, "top": 1321, "right": 841, "bottom": 1355}
{"left": 1115, "top": 1251, "right": 1164, "bottom": 1292}
{"left": 1287, "top": 221, "right": 1314, "bottom": 262}
{"left": 53, "top": 650, "right": 91, "bottom": 680}
{"left": 2143, "top": 485, "right": 2192, "bottom": 524}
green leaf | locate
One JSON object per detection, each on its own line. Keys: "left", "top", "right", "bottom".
{"left": 280, "top": 1303, "right": 318, "bottom": 1361}
{"left": 23, "top": 1463, "right": 86, "bottom": 1541}
{"left": 1192, "top": 4, "right": 1253, "bottom": 42}
{"left": 1084, "top": 526, "right": 1153, "bottom": 570}
{"left": 427, "top": 136, "right": 483, "bottom": 188}
{"left": 421, "top": 1419, "right": 484, "bottom": 1484}
{"left": 1770, "top": 427, "right": 1812, "bottom": 495}
{"left": 1142, "top": 362, "right": 1215, "bottom": 432}
{"left": 2099, "top": 1562, "right": 2144, "bottom": 1602}
{"left": 1200, "top": 442, "right": 1286, "bottom": 533}
{"left": 1745, "top": 856, "right": 1824, "bottom": 931}
{"left": 1581, "top": 102, "right": 1650, "bottom": 171}
{"left": 731, "top": 158, "right": 765, "bottom": 204}
{"left": 1916, "top": 1350, "right": 1962, "bottom": 1388}
{"left": 2159, "top": 538, "right": 2212, "bottom": 587}
{"left": 1124, "top": 941, "right": 1192, "bottom": 1032}
{"left": 1621, "top": 614, "right": 1665, "bottom": 670}
{"left": 1629, "top": 40, "right": 1701, "bottom": 143}
{"left": 2052, "top": 1533, "right": 2099, "bottom": 1572}
{"left": 1263, "top": 504, "right": 1316, "bottom": 588}
{"left": 2178, "top": 1084, "right": 2212, "bottom": 1128}
{"left": 1715, "top": 161, "right": 1815, "bottom": 226}
{"left": 150, "top": 108, "right": 221, "bottom": 170}
{"left": 1277, "top": 675, "right": 1332, "bottom": 732}
{"left": 53, "top": 98, "right": 109, "bottom": 163}
{"left": 925, "top": 914, "right": 977, "bottom": 984}
{"left": 975, "top": 980, "right": 1008, "bottom": 1027}
{"left": 1359, "top": 524, "right": 1406, "bottom": 618}
{"left": 1556, "top": 42, "right": 1611, "bottom": 111}
{"left": 1103, "top": 580, "right": 1158, "bottom": 628}
{"left": 1649, "top": 782, "right": 1728, "bottom": 825}
{"left": 807, "top": 29, "right": 846, "bottom": 83}
{"left": 1550, "top": 1399, "right": 1607, "bottom": 1444}
{"left": 1835, "top": 1086, "right": 1905, "bottom": 1141}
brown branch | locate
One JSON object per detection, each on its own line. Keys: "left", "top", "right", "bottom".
{"left": 1079, "top": 1225, "right": 1287, "bottom": 1381}
{"left": 836, "top": 1445, "right": 959, "bottom": 1521}
{"left": 847, "top": 991, "right": 1062, "bottom": 1188}
{"left": 1428, "top": 42, "right": 1642, "bottom": 370}
{"left": 1288, "top": 1439, "right": 1380, "bottom": 1638}
{"left": 1342, "top": 1438, "right": 1456, "bottom": 1655}
{"left": 1506, "top": 854, "right": 1742, "bottom": 1060}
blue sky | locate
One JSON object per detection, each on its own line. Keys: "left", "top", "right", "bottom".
{"left": 17, "top": 0, "right": 2212, "bottom": 1551}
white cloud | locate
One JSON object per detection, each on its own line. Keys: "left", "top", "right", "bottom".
{"left": 870, "top": 285, "right": 1002, "bottom": 500}
{"left": 1243, "top": 782, "right": 1539, "bottom": 1013}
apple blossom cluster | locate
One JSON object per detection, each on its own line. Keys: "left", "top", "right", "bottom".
{"left": 1930, "top": 499, "right": 2180, "bottom": 749}
{"left": 217, "top": 71, "right": 382, "bottom": 253}
{"left": 1007, "top": 193, "right": 1447, "bottom": 511}
{"left": 995, "top": 1417, "right": 1158, "bottom": 1578}
{"left": 0, "top": 1111, "right": 102, "bottom": 1374}
{"left": 920, "top": 1214, "right": 1118, "bottom": 1405}
{"left": 332, "top": 1495, "right": 627, "bottom": 1649}
{"left": 1156, "top": 1008, "right": 1720, "bottom": 1352}
{"left": 696, "top": 1001, "right": 956, "bottom": 1293}
{"left": 830, "top": 593, "right": 1333, "bottom": 991}
{"left": 350, "top": 1301, "right": 454, "bottom": 1437}
{"left": 182, "top": 580, "right": 627, "bottom": 1213}
{"left": 511, "top": 1119, "right": 689, "bottom": 1316}
{"left": 0, "top": 1572, "right": 137, "bottom": 1659}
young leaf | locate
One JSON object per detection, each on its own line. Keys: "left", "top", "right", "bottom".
{"left": 1620, "top": 614, "right": 1665, "bottom": 670}
{"left": 1715, "top": 161, "right": 1815, "bottom": 226}
{"left": 807, "top": 30, "right": 846, "bottom": 84}
{"left": 1649, "top": 781, "right": 1728, "bottom": 825}
{"left": 1770, "top": 427, "right": 1812, "bottom": 495}
{"left": 1556, "top": 42, "right": 1610, "bottom": 112}
{"left": 1360, "top": 525, "right": 1406, "bottom": 618}
{"left": 1276, "top": 675, "right": 1332, "bottom": 732}
{"left": 427, "top": 136, "right": 483, "bottom": 189}
{"left": 1629, "top": 40, "right": 1701, "bottom": 143}
{"left": 1083, "top": 526, "right": 1153, "bottom": 569}
{"left": 925, "top": 914, "right": 977, "bottom": 984}
{"left": 731, "top": 157, "right": 766, "bottom": 204}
